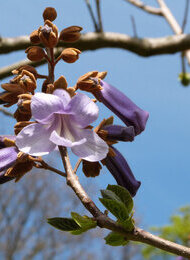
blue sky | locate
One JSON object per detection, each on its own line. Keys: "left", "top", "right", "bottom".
{"left": 0, "top": 0, "right": 189, "bottom": 230}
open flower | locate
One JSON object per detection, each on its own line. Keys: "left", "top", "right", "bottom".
{"left": 16, "top": 89, "right": 109, "bottom": 162}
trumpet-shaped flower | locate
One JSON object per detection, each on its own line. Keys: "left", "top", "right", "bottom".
{"left": 104, "top": 146, "right": 141, "bottom": 197}
{"left": 16, "top": 89, "right": 109, "bottom": 162}
{"left": 95, "top": 81, "right": 149, "bottom": 135}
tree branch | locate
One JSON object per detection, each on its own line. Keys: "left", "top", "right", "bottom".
{"left": 123, "top": 0, "right": 163, "bottom": 16}
{"left": 1, "top": 33, "right": 190, "bottom": 80}
{"left": 58, "top": 146, "right": 190, "bottom": 258}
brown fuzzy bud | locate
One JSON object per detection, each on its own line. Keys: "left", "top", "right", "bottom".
{"left": 97, "top": 71, "right": 107, "bottom": 80}
{"left": 12, "top": 65, "right": 38, "bottom": 78}
{"left": 38, "top": 20, "right": 58, "bottom": 48}
{"left": 3, "top": 138, "right": 16, "bottom": 147}
{"left": 43, "top": 7, "right": 57, "bottom": 22}
{"left": 61, "top": 48, "right": 81, "bottom": 63}
{"left": 54, "top": 76, "right": 68, "bottom": 90}
{"left": 76, "top": 71, "right": 102, "bottom": 92}
{"left": 25, "top": 46, "right": 46, "bottom": 62}
{"left": 59, "top": 26, "right": 82, "bottom": 42}
{"left": 17, "top": 70, "right": 36, "bottom": 93}
{"left": 82, "top": 160, "right": 102, "bottom": 177}
{"left": 14, "top": 108, "right": 32, "bottom": 122}
{"left": 46, "top": 84, "right": 55, "bottom": 94}
{"left": 5, "top": 161, "right": 33, "bottom": 182}
{"left": 30, "top": 30, "right": 41, "bottom": 44}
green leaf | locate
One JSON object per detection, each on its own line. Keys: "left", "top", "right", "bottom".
{"left": 47, "top": 217, "right": 80, "bottom": 231}
{"left": 70, "top": 212, "right": 97, "bottom": 235}
{"left": 104, "top": 232, "right": 128, "bottom": 246}
{"left": 119, "top": 217, "right": 135, "bottom": 232}
{"left": 101, "top": 189, "right": 122, "bottom": 202}
{"left": 107, "top": 185, "right": 134, "bottom": 214}
{"left": 99, "top": 198, "right": 129, "bottom": 221}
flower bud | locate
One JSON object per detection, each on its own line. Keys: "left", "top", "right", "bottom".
{"left": 16, "top": 70, "right": 36, "bottom": 93}
{"left": 94, "top": 81, "right": 149, "bottom": 135}
{"left": 38, "top": 20, "right": 58, "bottom": 48}
{"left": 82, "top": 160, "right": 102, "bottom": 177}
{"left": 61, "top": 48, "right": 81, "bottom": 63}
{"left": 25, "top": 46, "right": 46, "bottom": 62}
{"left": 30, "top": 30, "right": 41, "bottom": 44}
{"left": 59, "top": 26, "right": 82, "bottom": 42}
{"left": 43, "top": 7, "right": 57, "bottom": 22}
{"left": 76, "top": 71, "right": 102, "bottom": 92}
{"left": 101, "top": 125, "right": 135, "bottom": 142}
{"left": 12, "top": 65, "right": 38, "bottom": 78}
{"left": 103, "top": 147, "right": 141, "bottom": 197}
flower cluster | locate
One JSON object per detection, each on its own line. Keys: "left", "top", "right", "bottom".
{"left": 0, "top": 7, "right": 149, "bottom": 197}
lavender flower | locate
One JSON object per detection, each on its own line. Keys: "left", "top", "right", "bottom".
{"left": 0, "top": 136, "right": 17, "bottom": 184}
{"left": 95, "top": 81, "right": 149, "bottom": 135}
{"left": 104, "top": 147, "right": 141, "bottom": 197}
{"left": 102, "top": 125, "right": 135, "bottom": 142}
{"left": 16, "top": 89, "right": 108, "bottom": 162}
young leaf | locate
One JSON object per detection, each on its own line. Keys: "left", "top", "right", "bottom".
{"left": 107, "top": 185, "right": 134, "bottom": 214}
{"left": 47, "top": 217, "right": 80, "bottom": 231}
{"left": 99, "top": 198, "right": 129, "bottom": 221}
{"left": 118, "top": 217, "right": 135, "bottom": 232}
{"left": 104, "top": 231, "right": 128, "bottom": 246}
{"left": 101, "top": 189, "right": 122, "bottom": 202}
{"left": 71, "top": 212, "right": 97, "bottom": 229}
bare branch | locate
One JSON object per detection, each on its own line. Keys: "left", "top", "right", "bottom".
{"left": 123, "top": 0, "right": 163, "bottom": 16}
{"left": 182, "top": 0, "right": 190, "bottom": 32}
{"left": 1, "top": 33, "right": 190, "bottom": 80}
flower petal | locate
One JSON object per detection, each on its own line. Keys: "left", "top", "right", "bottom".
{"left": 53, "top": 89, "right": 71, "bottom": 106}
{"left": 0, "top": 147, "right": 18, "bottom": 171}
{"left": 16, "top": 123, "right": 56, "bottom": 156}
{"left": 71, "top": 129, "right": 109, "bottom": 162}
{"left": 66, "top": 93, "right": 99, "bottom": 128}
{"left": 31, "top": 92, "right": 64, "bottom": 124}
{"left": 50, "top": 129, "right": 86, "bottom": 147}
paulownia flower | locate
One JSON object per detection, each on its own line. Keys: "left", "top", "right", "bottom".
{"left": 101, "top": 124, "right": 135, "bottom": 142}
{"left": 0, "top": 136, "right": 17, "bottom": 184}
{"left": 94, "top": 81, "right": 149, "bottom": 135}
{"left": 103, "top": 146, "right": 141, "bottom": 197}
{"left": 16, "top": 89, "right": 109, "bottom": 162}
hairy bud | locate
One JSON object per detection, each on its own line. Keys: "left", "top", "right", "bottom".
{"left": 61, "top": 48, "right": 81, "bottom": 63}
{"left": 43, "top": 7, "right": 57, "bottom": 22}
{"left": 59, "top": 26, "right": 82, "bottom": 42}
{"left": 25, "top": 46, "right": 46, "bottom": 62}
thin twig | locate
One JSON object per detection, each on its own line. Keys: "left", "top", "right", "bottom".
{"left": 74, "top": 158, "right": 82, "bottom": 174}
{"left": 0, "top": 107, "right": 14, "bottom": 118}
{"left": 130, "top": 15, "right": 138, "bottom": 37}
{"left": 182, "top": 0, "right": 189, "bottom": 32}
{"left": 84, "top": 0, "right": 99, "bottom": 32}
{"left": 124, "top": 0, "right": 163, "bottom": 16}
{"left": 96, "top": 0, "right": 103, "bottom": 32}
{"left": 36, "top": 162, "right": 66, "bottom": 178}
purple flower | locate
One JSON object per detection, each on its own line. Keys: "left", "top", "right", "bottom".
{"left": 95, "top": 81, "right": 149, "bottom": 135}
{"left": 104, "top": 147, "right": 141, "bottom": 197}
{"left": 102, "top": 125, "right": 135, "bottom": 142}
{"left": 0, "top": 136, "right": 17, "bottom": 184}
{"left": 16, "top": 89, "right": 109, "bottom": 162}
